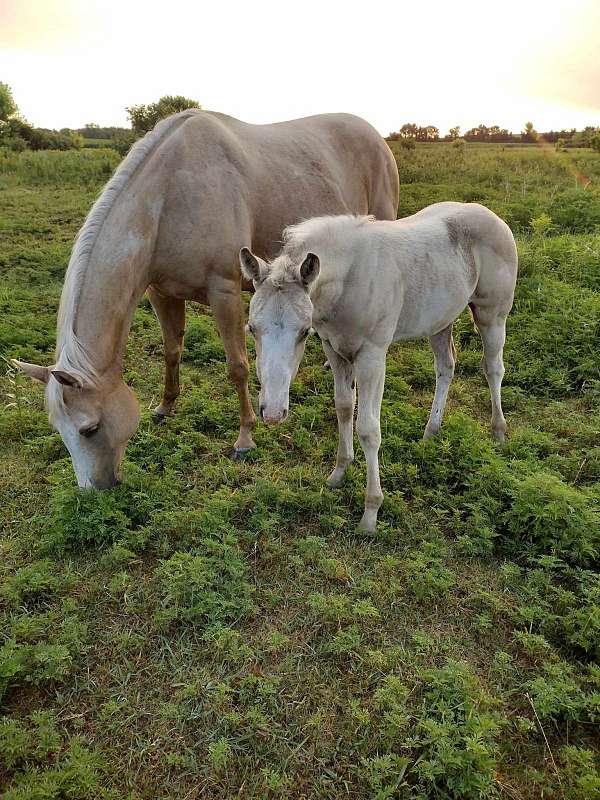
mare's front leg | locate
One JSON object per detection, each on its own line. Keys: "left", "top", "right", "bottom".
{"left": 322, "top": 341, "right": 356, "bottom": 488}
{"left": 208, "top": 280, "right": 257, "bottom": 457}
{"left": 147, "top": 286, "right": 186, "bottom": 423}
{"left": 423, "top": 323, "right": 456, "bottom": 440}
{"left": 355, "top": 345, "right": 387, "bottom": 532}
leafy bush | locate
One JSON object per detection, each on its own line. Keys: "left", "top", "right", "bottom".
{"left": 369, "top": 661, "right": 501, "bottom": 798}
{"left": 409, "top": 662, "right": 501, "bottom": 798}
{"left": 0, "top": 611, "right": 87, "bottom": 703}
{"left": 506, "top": 277, "right": 600, "bottom": 395}
{"left": 155, "top": 536, "right": 254, "bottom": 627}
{"left": 502, "top": 472, "right": 599, "bottom": 566}
{"left": 2, "top": 738, "right": 116, "bottom": 800}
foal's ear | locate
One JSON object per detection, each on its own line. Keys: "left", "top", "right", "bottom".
{"left": 299, "top": 253, "right": 320, "bottom": 288}
{"left": 12, "top": 359, "right": 50, "bottom": 384}
{"left": 51, "top": 369, "right": 82, "bottom": 389}
{"left": 239, "top": 247, "right": 265, "bottom": 284}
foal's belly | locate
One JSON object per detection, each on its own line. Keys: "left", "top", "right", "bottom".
{"left": 393, "top": 285, "right": 470, "bottom": 341}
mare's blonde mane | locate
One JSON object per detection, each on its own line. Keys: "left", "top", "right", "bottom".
{"left": 54, "top": 109, "right": 202, "bottom": 386}
{"left": 48, "top": 109, "right": 202, "bottom": 412}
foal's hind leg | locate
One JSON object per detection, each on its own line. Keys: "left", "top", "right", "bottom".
{"left": 208, "top": 281, "right": 256, "bottom": 457}
{"left": 322, "top": 341, "right": 356, "bottom": 488}
{"left": 470, "top": 305, "right": 508, "bottom": 441}
{"left": 148, "top": 286, "right": 186, "bottom": 423}
{"left": 423, "top": 324, "right": 456, "bottom": 440}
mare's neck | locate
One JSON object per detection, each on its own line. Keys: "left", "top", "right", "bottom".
{"left": 57, "top": 229, "right": 154, "bottom": 377}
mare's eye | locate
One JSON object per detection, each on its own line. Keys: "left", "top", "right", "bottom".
{"left": 80, "top": 424, "right": 99, "bottom": 438}
{"left": 247, "top": 324, "right": 255, "bottom": 336}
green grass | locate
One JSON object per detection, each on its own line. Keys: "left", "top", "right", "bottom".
{"left": 0, "top": 144, "right": 599, "bottom": 798}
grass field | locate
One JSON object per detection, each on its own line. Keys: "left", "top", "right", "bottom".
{"left": 1, "top": 142, "right": 599, "bottom": 799}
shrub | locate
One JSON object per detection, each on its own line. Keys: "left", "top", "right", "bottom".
{"left": 155, "top": 538, "right": 254, "bottom": 627}
{"left": 409, "top": 662, "right": 501, "bottom": 798}
{"left": 502, "top": 472, "right": 599, "bottom": 567}
{"left": 526, "top": 660, "right": 586, "bottom": 721}
{"left": 2, "top": 739, "right": 116, "bottom": 800}
{"left": 1, "top": 560, "right": 64, "bottom": 607}
{"left": 506, "top": 277, "right": 600, "bottom": 395}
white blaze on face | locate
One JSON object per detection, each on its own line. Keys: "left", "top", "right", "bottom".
{"left": 255, "top": 324, "right": 309, "bottom": 424}
{"left": 240, "top": 247, "right": 321, "bottom": 426}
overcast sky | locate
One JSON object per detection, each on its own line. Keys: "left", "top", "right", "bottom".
{"left": 1, "top": 0, "right": 599, "bottom": 135}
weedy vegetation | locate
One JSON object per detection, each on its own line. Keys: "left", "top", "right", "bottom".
{"left": 1, "top": 142, "right": 599, "bottom": 798}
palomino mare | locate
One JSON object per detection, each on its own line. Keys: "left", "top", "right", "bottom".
{"left": 14, "top": 109, "right": 398, "bottom": 488}
{"left": 240, "top": 202, "right": 518, "bottom": 531}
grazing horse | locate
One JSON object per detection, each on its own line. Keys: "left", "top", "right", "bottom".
{"left": 14, "top": 109, "right": 398, "bottom": 488}
{"left": 240, "top": 202, "right": 518, "bottom": 531}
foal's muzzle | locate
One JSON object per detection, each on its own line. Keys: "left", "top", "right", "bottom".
{"left": 259, "top": 404, "right": 288, "bottom": 425}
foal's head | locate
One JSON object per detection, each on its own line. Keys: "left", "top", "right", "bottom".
{"left": 14, "top": 361, "right": 140, "bottom": 489}
{"left": 240, "top": 247, "right": 320, "bottom": 425}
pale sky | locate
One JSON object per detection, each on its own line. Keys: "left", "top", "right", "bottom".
{"left": 1, "top": 0, "right": 599, "bottom": 135}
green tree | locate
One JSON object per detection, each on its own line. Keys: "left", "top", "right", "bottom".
{"left": 126, "top": 95, "right": 200, "bottom": 136}
{"left": 0, "top": 82, "right": 18, "bottom": 122}
{"left": 448, "top": 126, "right": 461, "bottom": 140}
{"left": 523, "top": 121, "right": 538, "bottom": 142}
{"left": 590, "top": 133, "right": 600, "bottom": 153}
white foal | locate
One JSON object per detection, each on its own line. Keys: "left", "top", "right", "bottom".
{"left": 240, "top": 202, "right": 518, "bottom": 531}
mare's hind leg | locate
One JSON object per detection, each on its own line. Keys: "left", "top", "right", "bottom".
{"left": 322, "top": 341, "right": 356, "bottom": 488}
{"left": 423, "top": 324, "right": 456, "bottom": 440}
{"left": 470, "top": 305, "right": 508, "bottom": 441}
{"left": 207, "top": 280, "right": 256, "bottom": 457}
{"left": 148, "top": 286, "right": 186, "bottom": 423}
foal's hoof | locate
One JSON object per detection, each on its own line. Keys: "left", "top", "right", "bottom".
{"left": 326, "top": 469, "right": 346, "bottom": 489}
{"left": 152, "top": 412, "right": 169, "bottom": 426}
{"left": 229, "top": 447, "right": 254, "bottom": 462}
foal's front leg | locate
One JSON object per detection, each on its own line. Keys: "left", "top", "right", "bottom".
{"left": 355, "top": 345, "right": 388, "bottom": 532}
{"left": 322, "top": 341, "right": 356, "bottom": 488}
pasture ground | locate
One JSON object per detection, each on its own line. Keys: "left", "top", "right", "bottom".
{"left": 0, "top": 143, "right": 599, "bottom": 799}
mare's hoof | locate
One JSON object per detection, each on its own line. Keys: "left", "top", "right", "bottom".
{"left": 229, "top": 447, "right": 254, "bottom": 462}
{"left": 152, "top": 412, "right": 169, "bottom": 426}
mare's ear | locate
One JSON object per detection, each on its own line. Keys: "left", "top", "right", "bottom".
{"left": 239, "top": 247, "right": 267, "bottom": 285}
{"left": 51, "top": 369, "right": 82, "bottom": 389}
{"left": 299, "top": 253, "right": 320, "bottom": 288}
{"left": 12, "top": 359, "right": 50, "bottom": 384}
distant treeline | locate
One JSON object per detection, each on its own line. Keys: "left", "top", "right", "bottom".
{"left": 76, "top": 124, "right": 129, "bottom": 139}
{"left": 0, "top": 118, "right": 85, "bottom": 151}
{"left": 387, "top": 122, "right": 600, "bottom": 148}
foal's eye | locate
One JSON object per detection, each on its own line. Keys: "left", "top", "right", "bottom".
{"left": 299, "top": 328, "right": 310, "bottom": 341}
{"left": 80, "top": 424, "right": 99, "bottom": 438}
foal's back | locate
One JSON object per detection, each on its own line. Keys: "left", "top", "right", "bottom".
{"left": 310, "top": 202, "right": 517, "bottom": 345}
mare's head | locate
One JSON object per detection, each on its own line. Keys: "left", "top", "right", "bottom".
{"left": 240, "top": 247, "right": 320, "bottom": 425}
{"left": 14, "top": 360, "right": 140, "bottom": 489}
